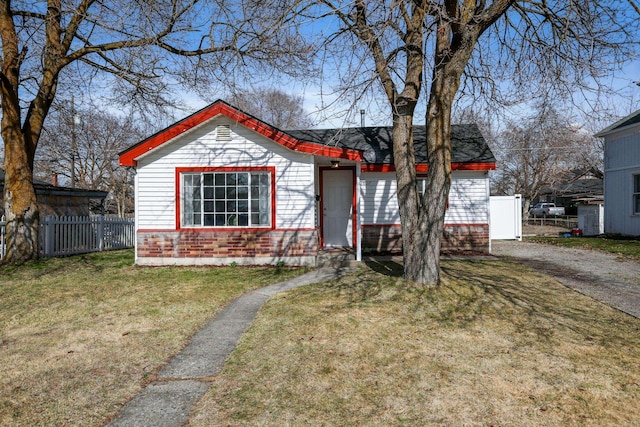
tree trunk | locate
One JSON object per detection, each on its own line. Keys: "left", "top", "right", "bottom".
{"left": 396, "top": 80, "right": 455, "bottom": 285}
{"left": 2, "top": 130, "right": 39, "bottom": 264}
{"left": 393, "top": 110, "right": 435, "bottom": 284}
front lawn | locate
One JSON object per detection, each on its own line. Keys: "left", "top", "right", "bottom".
{"left": 0, "top": 250, "right": 305, "bottom": 426}
{"left": 189, "top": 259, "right": 640, "bottom": 426}
{"left": 527, "top": 235, "right": 640, "bottom": 260}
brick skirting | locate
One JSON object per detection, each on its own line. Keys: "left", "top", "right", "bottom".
{"left": 361, "top": 223, "right": 489, "bottom": 254}
{"left": 137, "top": 229, "right": 318, "bottom": 265}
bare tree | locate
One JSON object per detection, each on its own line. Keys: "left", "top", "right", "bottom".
{"left": 0, "top": 0, "right": 309, "bottom": 263}
{"left": 305, "top": 0, "right": 639, "bottom": 285}
{"left": 229, "top": 88, "right": 314, "bottom": 129}
{"left": 35, "top": 105, "right": 144, "bottom": 216}
{"left": 492, "top": 103, "right": 587, "bottom": 210}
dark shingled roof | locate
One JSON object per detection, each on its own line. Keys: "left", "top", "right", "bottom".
{"left": 595, "top": 109, "right": 640, "bottom": 137}
{"left": 0, "top": 169, "right": 108, "bottom": 199}
{"left": 286, "top": 124, "right": 495, "bottom": 165}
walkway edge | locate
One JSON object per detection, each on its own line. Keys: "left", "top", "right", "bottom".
{"left": 106, "top": 266, "right": 353, "bottom": 427}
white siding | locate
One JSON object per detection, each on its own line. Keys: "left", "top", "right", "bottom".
{"left": 603, "top": 125, "right": 640, "bottom": 235}
{"left": 135, "top": 117, "right": 315, "bottom": 230}
{"left": 359, "top": 171, "right": 490, "bottom": 225}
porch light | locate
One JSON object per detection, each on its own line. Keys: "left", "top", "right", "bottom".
{"left": 331, "top": 160, "right": 340, "bottom": 169}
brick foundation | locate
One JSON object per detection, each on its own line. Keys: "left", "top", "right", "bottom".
{"left": 137, "top": 229, "right": 318, "bottom": 266}
{"left": 361, "top": 223, "right": 490, "bottom": 254}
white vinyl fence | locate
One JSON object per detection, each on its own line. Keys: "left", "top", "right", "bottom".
{"left": 490, "top": 195, "right": 523, "bottom": 241}
{"left": 1, "top": 215, "right": 134, "bottom": 259}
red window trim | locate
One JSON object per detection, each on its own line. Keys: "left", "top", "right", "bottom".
{"left": 175, "top": 166, "right": 276, "bottom": 231}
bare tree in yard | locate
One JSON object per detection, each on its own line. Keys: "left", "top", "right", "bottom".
{"left": 307, "top": 0, "right": 639, "bottom": 285}
{"left": 35, "top": 106, "right": 144, "bottom": 216}
{"left": 229, "top": 88, "right": 314, "bottom": 129}
{"left": 0, "top": 0, "right": 308, "bottom": 263}
{"left": 492, "top": 103, "right": 587, "bottom": 211}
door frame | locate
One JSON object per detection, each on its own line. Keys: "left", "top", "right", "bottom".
{"left": 319, "top": 166, "right": 357, "bottom": 249}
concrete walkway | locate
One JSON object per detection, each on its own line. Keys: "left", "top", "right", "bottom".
{"left": 107, "top": 267, "right": 352, "bottom": 427}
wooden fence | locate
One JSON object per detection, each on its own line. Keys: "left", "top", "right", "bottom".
{"left": 0, "top": 215, "right": 135, "bottom": 259}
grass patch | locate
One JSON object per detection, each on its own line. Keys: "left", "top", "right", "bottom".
{"left": 189, "top": 259, "right": 640, "bottom": 426}
{"left": 0, "top": 250, "right": 306, "bottom": 426}
{"left": 527, "top": 235, "right": 640, "bottom": 260}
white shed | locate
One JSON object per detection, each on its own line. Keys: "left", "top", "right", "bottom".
{"left": 577, "top": 204, "right": 604, "bottom": 236}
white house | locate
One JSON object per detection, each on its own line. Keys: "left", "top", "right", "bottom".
{"left": 595, "top": 110, "right": 640, "bottom": 236}
{"left": 119, "top": 100, "right": 496, "bottom": 266}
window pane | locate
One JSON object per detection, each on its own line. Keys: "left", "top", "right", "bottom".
{"left": 215, "top": 214, "right": 225, "bottom": 226}
{"left": 226, "top": 173, "right": 237, "bottom": 185}
{"left": 238, "top": 214, "right": 249, "bottom": 226}
{"left": 238, "top": 200, "right": 248, "bottom": 212}
{"left": 238, "top": 173, "right": 249, "bottom": 185}
{"left": 204, "top": 187, "right": 214, "bottom": 199}
{"left": 259, "top": 212, "right": 269, "bottom": 225}
{"left": 215, "top": 187, "right": 225, "bottom": 199}
{"left": 204, "top": 201, "right": 214, "bottom": 213}
{"left": 238, "top": 186, "right": 248, "bottom": 199}
{"left": 635, "top": 195, "right": 640, "bottom": 214}
{"left": 251, "top": 213, "right": 260, "bottom": 225}
{"left": 635, "top": 175, "right": 640, "bottom": 192}
{"left": 215, "top": 173, "right": 225, "bottom": 185}
{"left": 204, "top": 214, "right": 214, "bottom": 226}
{"left": 227, "top": 201, "right": 236, "bottom": 212}
{"left": 226, "top": 214, "right": 238, "bottom": 226}
{"left": 226, "top": 187, "right": 236, "bottom": 199}
{"left": 215, "top": 201, "right": 225, "bottom": 212}
{"left": 204, "top": 174, "right": 214, "bottom": 186}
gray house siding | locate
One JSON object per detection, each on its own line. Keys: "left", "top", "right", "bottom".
{"left": 597, "top": 111, "right": 640, "bottom": 236}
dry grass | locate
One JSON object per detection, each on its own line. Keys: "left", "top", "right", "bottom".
{"left": 0, "top": 250, "right": 306, "bottom": 427}
{"left": 527, "top": 236, "right": 640, "bottom": 261}
{"left": 189, "top": 259, "right": 640, "bottom": 426}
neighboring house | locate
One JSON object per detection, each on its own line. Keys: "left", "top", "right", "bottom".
{"left": 0, "top": 169, "right": 108, "bottom": 217}
{"left": 537, "top": 168, "right": 603, "bottom": 215}
{"left": 119, "top": 100, "right": 496, "bottom": 266}
{"left": 595, "top": 109, "right": 640, "bottom": 236}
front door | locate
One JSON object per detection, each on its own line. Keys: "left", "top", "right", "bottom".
{"left": 322, "top": 169, "right": 354, "bottom": 248}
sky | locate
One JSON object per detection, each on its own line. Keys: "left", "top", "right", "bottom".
{"left": 174, "top": 56, "right": 640, "bottom": 133}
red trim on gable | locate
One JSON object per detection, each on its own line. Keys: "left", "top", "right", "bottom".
{"left": 360, "top": 162, "right": 496, "bottom": 172}
{"left": 119, "top": 100, "right": 363, "bottom": 166}
{"left": 175, "top": 166, "right": 276, "bottom": 231}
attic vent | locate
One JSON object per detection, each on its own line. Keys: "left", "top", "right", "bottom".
{"left": 217, "top": 124, "right": 231, "bottom": 141}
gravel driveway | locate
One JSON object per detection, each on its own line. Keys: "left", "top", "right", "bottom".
{"left": 492, "top": 240, "right": 640, "bottom": 318}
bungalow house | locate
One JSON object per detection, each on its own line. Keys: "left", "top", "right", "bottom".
{"left": 536, "top": 168, "right": 603, "bottom": 215}
{"left": 118, "top": 100, "right": 496, "bottom": 266}
{"left": 595, "top": 109, "right": 640, "bottom": 236}
{"left": 0, "top": 169, "right": 108, "bottom": 217}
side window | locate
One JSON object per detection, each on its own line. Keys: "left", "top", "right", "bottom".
{"left": 634, "top": 174, "right": 640, "bottom": 215}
